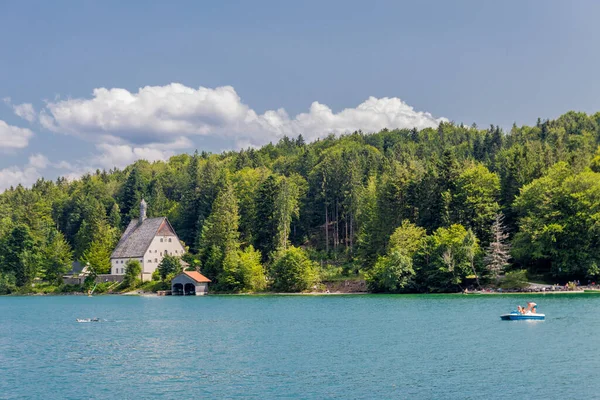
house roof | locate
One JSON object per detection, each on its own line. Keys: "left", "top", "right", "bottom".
{"left": 111, "top": 217, "right": 178, "bottom": 259}
{"left": 67, "top": 261, "right": 85, "bottom": 275}
{"left": 182, "top": 270, "right": 211, "bottom": 283}
{"left": 65, "top": 261, "right": 90, "bottom": 276}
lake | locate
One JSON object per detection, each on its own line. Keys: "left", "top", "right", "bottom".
{"left": 0, "top": 294, "right": 598, "bottom": 399}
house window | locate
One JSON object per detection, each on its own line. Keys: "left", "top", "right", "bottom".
{"left": 148, "top": 260, "right": 151, "bottom": 263}
{"left": 160, "top": 252, "right": 162, "bottom": 256}
{"left": 155, "top": 258, "right": 158, "bottom": 263}
{"left": 165, "top": 250, "right": 168, "bottom": 255}
{"left": 175, "top": 250, "right": 178, "bottom": 254}
{"left": 160, "top": 238, "right": 163, "bottom": 242}
{"left": 168, "top": 238, "right": 172, "bottom": 243}
{"left": 155, "top": 250, "right": 157, "bottom": 253}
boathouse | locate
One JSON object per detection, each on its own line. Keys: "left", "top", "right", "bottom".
{"left": 171, "top": 271, "right": 211, "bottom": 296}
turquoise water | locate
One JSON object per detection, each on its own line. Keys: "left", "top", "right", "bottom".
{"left": 0, "top": 294, "right": 598, "bottom": 399}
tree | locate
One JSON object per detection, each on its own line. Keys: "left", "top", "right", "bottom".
{"left": 158, "top": 254, "right": 182, "bottom": 281}
{"left": 0, "top": 272, "right": 17, "bottom": 295}
{"left": 123, "top": 259, "right": 142, "bottom": 287}
{"left": 238, "top": 246, "right": 267, "bottom": 292}
{"left": 275, "top": 176, "right": 303, "bottom": 250}
{"left": 388, "top": 220, "right": 426, "bottom": 256}
{"left": 119, "top": 165, "right": 147, "bottom": 225}
{"left": 453, "top": 163, "right": 500, "bottom": 243}
{"left": 43, "top": 229, "right": 73, "bottom": 284}
{"left": 484, "top": 213, "right": 511, "bottom": 280}
{"left": 356, "top": 176, "right": 380, "bottom": 268}
{"left": 365, "top": 220, "right": 425, "bottom": 293}
{"left": 220, "top": 245, "right": 266, "bottom": 292}
{"left": 366, "top": 250, "right": 415, "bottom": 293}
{"left": 512, "top": 163, "right": 600, "bottom": 278}
{"left": 253, "top": 175, "right": 279, "bottom": 259}
{"left": 108, "top": 203, "right": 121, "bottom": 229}
{"left": 269, "top": 246, "right": 318, "bottom": 292}
{"left": 81, "top": 220, "right": 118, "bottom": 274}
{"left": 198, "top": 179, "right": 241, "bottom": 281}
{"left": 1, "top": 224, "right": 39, "bottom": 287}
{"left": 414, "top": 224, "right": 481, "bottom": 292}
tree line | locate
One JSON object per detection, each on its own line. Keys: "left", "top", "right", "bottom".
{"left": 2, "top": 110, "right": 600, "bottom": 293}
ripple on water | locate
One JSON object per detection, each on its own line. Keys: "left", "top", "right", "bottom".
{"left": 0, "top": 294, "right": 599, "bottom": 399}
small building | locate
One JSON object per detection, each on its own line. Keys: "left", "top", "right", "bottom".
{"left": 62, "top": 261, "right": 91, "bottom": 285}
{"left": 171, "top": 271, "right": 211, "bottom": 296}
{"left": 110, "top": 199, "right": 186, "bottom": 281}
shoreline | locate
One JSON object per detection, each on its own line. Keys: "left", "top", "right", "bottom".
{"left": 4, "top": 289, "right": 600, "bottom": 297}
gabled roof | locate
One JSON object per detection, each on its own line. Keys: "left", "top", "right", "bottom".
{"left": 67, "top": 261, "right": 85, "bottom": 275}
{"left": 182, "top": 270, "right": 211, "bottom": 283}
{"left": 111, "top": 217, "right": 179, "bottom": 259}
{"left": 65, "top": 261, "right": 90, "bottom": 276}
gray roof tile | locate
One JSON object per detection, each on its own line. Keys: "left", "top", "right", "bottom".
{"left": 111, "top": 217, "right": 167, "bottom": 258}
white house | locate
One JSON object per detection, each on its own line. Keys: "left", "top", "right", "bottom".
{"left": 110, "top": 199, "right": 186, "bottom": 281}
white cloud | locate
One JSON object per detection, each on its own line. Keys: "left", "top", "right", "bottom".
{"left": 14, "top": 103, "right": 36, "bottom": 122}
{"left": 0, "top": 120, "right": 34, "bottom": 149}
{"left": 28, "top": 154, "right": 49, "bottom": 169}
{"left": 0, "top": 154, "right": 51, "bottom": 191}
{"left": 40, "top": 83, "right": 447, "bottom": 148}
{"left": 1, "top": 84, "right": 447, "bottom": 190}
{"left": 91, "top": 143, "right": 174, "bottom": 170}
{"left": 4, "top": 98, "right": 37, "bottom": 122}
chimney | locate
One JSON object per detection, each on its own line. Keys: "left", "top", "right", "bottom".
{"left": 139, "top": 198, "right": 147, "bottom": 225}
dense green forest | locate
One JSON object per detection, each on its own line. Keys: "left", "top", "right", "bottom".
{"left": 3, "top": 110, "right": 600, "bottom": 294}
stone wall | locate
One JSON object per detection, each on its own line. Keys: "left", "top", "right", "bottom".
{"left": 95, "top": 274, "right": 125, "bottom": 283}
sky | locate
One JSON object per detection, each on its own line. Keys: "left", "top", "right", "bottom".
{"left": 2, "top": 0, "right": 600, "bottom": 190}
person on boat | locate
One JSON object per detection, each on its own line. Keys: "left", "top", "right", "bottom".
{"left": 524, "top": 302, "right": 537, "bottom": 314}
{"left": 517, "top": 305, "right": 525, "bottom": 314}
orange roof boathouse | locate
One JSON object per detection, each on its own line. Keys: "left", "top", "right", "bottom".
{"left": 171, "top": 271, "right": 211, "bottom": 296}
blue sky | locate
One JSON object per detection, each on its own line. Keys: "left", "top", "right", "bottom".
{"left": 1, "top": 0, "right": 600, "bottom": 189}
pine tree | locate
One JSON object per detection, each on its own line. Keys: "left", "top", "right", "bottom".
{"left": 485, "top": 213, "right": 511, "bottom": 280}
{"left": 148, "top": 179, "right": 169, "bottom": 217}
{"left": 120, "top": 166, "right": 146, "bottom": 226}
{"left": 198, "top": 179, "right": 240, "bottom": 281}
{"left": 43, "top": 229, "right": 73, "bottom": 284}
{"left": 275, "top": 177, "right": 300, "bottom": 251}
{"left": 82, "top": 220, "right": 118, "bottom": 274}
{"left": 2, "top": 224, "right": 39, "bottom": 286}
{"left": 108, "top": 203, "right": 121, "bottom": 229}
{"left": 253, "top": 175, "right": 279, "bottom": 259}
{"left": 356, "top": 176, "right": 379, "bottom": 268}
{"left": 191, "top": 159, "right": 222, "bottom": 252}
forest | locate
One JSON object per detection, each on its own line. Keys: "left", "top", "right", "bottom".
{"left": 2, "top": 110, "right": 600, "bottom": 294}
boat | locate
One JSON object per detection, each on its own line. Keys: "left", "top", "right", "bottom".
{"left": 501, "top": 302, "right": 544, "bottom": 320}
{"left": 500, "top": 311, "right": 545, "bottom": 320}
{"left": 76, "top": 318, "right": 100, "bottom": 323}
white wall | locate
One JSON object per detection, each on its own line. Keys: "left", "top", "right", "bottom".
{"left": 111, "top": 258, "right": 143, "bottom": 275}
{"left": 110, "top": 235, "right": 185, "bottom": 280}
{"left": 141, "top": 235, "right": 186, "bottom": 280}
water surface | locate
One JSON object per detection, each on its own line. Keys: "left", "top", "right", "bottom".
{"left": 0, "top": 294, "right": 597, "bottom": 399}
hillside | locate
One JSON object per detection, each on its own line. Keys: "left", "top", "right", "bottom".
{"left": 2, "top": 111, "right": 600, "bottom": 293}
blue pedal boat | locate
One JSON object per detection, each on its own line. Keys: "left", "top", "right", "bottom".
{"left": 500, "top": 311, "right": 545, "bottom": 321}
